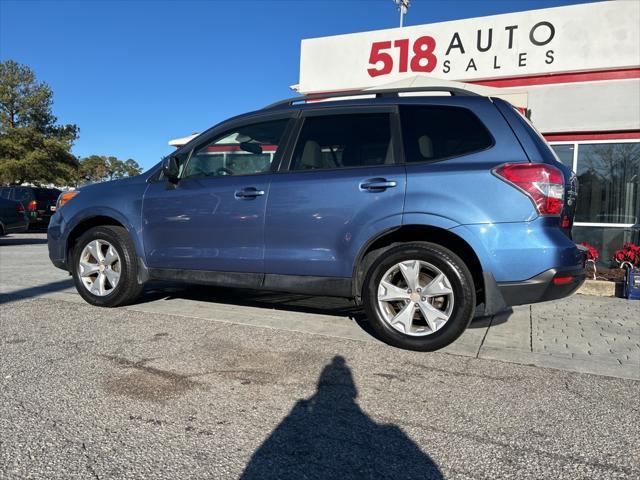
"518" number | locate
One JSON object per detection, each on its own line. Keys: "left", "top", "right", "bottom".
{"left": 367, "top": 36, "right": 437, "bottom": 77}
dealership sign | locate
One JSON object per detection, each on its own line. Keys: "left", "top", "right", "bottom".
{"left": 299, "top": 1, "right": 640, "bottom": 93}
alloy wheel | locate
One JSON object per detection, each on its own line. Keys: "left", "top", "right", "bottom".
{"left": 376, "top": 260, "right": 454, "bottom": 336}
{"left": 78, "top": 239, "right": 121, "bottom": 296}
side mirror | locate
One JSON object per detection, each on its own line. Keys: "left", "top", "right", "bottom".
{"left": 162, "top": 156, "right": 180, "bottom": 183}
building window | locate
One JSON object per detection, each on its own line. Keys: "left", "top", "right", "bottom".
{"left": 550, "top": 144, "right": 574, "bottom": 170}
{"left": 575, "top": 143, "right": 639, "bottom": 225}
{"left": 572, "top": 225, "right": 639, "bottom": 266}
{"left": 550, "top": 140, "right": 640, "bottom": 265}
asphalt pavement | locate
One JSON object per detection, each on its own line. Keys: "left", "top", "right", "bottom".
{"left": 1, "top": 233, "right": 639, "bottom": 479}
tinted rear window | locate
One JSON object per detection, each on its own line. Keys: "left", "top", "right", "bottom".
{"left": 13, "top": 188, "right": 32, "bottom": 201}
{"left": 34, "top": 189, "right": 61, "bottom": 201}
{"left": 291, "top": 113, "right": 393, "bottom": 171}
{"left": 400, "top": 106, "right": 493, "bottom": 163}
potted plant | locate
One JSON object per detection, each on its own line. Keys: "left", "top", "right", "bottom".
{"left": 614, "top": 243, "right": 640, "bottom": 299}
{"left": 580, "top": 242, "right": 599, "bottom": 280}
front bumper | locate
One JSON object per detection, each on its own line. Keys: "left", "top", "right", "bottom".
{"left": 47, "top": 212, "right": 68, "bottom": 271}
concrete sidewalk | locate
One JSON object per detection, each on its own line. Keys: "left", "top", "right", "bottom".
{"left": 1, "top": 233, "right": 639, "bottom": 380}
{"left": 479, "top": 297, "right": 639, "bottom": 379}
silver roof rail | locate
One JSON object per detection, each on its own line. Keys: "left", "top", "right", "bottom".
{"left": 263, "top": 86, "right": 482, "bottom": 110}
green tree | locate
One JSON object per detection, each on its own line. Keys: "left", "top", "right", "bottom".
{"left": 78, "top": 155, "right": 108, "bottom": 183}
{"left": 0, "top": 60, "right": 79, "bottom": 185}
{"left": 123, "top": 158, "right": 143, "bottom": 177}
{"left": 78, "top": 155, "right": 142, "bottom": 183}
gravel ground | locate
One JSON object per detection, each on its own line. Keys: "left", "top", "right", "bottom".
{"left": 1, "top": 294, "right": 639, "bottom": 480}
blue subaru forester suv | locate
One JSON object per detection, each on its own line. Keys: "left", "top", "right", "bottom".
{"left": 48, "top": 86, "right": 586, "bottom": 351}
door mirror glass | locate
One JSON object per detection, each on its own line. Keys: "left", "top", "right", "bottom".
{"left": 162, "top": 156, "right": 180, "bottom": 182}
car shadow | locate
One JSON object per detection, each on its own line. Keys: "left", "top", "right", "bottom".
{"left": 0, "top": 234, "right": 48, "bottom": 246}
{"left": 468, "top": 307, "right": 512, "bottom": 328}
{"left": 0, "top": 278, "right": 74, "bottom": 305}
{"left": 134, "top": 283, "right": 505, "bottom": 340}
{"left": 239, "top": 355, "right": 444, "bottom": 480}
{"left": 136, "top": 282, "right": 380, "bottom": 338}
{"left": 138, "top": 282, "right": 365, "bottom": 318}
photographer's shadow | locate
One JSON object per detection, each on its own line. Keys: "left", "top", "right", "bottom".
{"left": 240, "top": 356, "right": 443, "bottom": 480}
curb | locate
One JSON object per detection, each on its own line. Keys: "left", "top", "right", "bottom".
{"left": 577, "top": 279, "right": 617, "bottom": 297}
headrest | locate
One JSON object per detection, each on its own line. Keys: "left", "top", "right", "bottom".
{"left": 418, "top": 135, "right": 434, "bottom": 159}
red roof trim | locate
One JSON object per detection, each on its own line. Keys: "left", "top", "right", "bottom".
{"left": 471, "top": 68, "right": 640, "bottom": 88}
{"left": 544, "top": 130, "right": 640, "bottom": 142}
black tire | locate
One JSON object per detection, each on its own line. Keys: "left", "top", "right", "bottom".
{"left": 362, "top": 242, "right": 476, "bottom": 351}
{"left": 71, "top": 225, "right": 144, "bottom": 307}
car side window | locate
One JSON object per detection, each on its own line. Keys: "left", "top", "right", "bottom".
{"left": 400, "top": 106, "right": 493, "bottom": 163}
{"left": 0, "top": 187, "right": 10, "bottom": 199}
{"left": 182, "top": 119, "right": 290, "bottom": 180}
{"left": 290, "top": 113, "right": 393, "bottom": 171}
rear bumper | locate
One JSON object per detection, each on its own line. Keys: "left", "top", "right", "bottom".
{"left": 481, "top": 264, "right": 586, "bottom": 315}
{"left": 28, "top": 213, "right": 54, "bottom": 227}
{"left": 496, "top": 266, "right": 587, "bottom": 307}
{"left": 452, "top": 217, "right": 587, "bottom": 283}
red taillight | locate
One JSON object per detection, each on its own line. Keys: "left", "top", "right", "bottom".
{"left": 553, "top": 275, "right": 574, "bottom": 285}
{"left": 16, "top": 203, "right": 25, "bottom": 214}
{"left": 494, "top": 163, "right": 564, "bottom": 216}
{"left": 27, "top": 200, "right": 37, "bottom": 211}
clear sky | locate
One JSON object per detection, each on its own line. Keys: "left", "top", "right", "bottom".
{"left": 1, "top": 0, "right": 593, "bottom": 169}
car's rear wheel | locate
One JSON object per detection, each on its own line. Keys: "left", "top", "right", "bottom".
{"left": 71, "top": 226, "right": 143, "bottom": 307}
{"left": 362, "top": 242, "right": 475, "bottom": 351}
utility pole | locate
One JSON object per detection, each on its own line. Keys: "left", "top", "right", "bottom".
{"left": 394, "top": 0, "right": 410, "bottom": 27}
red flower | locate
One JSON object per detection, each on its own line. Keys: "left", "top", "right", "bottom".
{"left": 580, "top": 242, "right": 599, "bottom": 262}
{"left": 614, "top": 243, "right": 640, "bottom": 267}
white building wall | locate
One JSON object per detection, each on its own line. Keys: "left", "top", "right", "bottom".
{"left": 527, "top": 79, "right": 640, "bottom": 133}
{"left": 299, "top": 1, "right": 640, "bottom": 93}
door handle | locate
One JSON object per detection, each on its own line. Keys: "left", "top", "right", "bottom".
{"left": 360, "top": 178, "right": 398, "bottom": 191}
{"left": 235, "top": 187, "right": 265, "bottom": 199}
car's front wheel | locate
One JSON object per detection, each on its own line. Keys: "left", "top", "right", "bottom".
{"left": 362, "top": 242, "right": 476, "bottom": 351}
{"left": 71, "top": 226, "right": 143, "bottom": 307}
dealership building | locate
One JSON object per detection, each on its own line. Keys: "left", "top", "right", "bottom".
{"left": 174, "top": 1, "right": 640, "bottom": 264}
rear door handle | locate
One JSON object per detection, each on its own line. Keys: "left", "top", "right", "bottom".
{"left": 235, "top": 187, "right": 265, "bottom": 199}
{"left": 360, "top": 178, "right": 398, "bottom": 191}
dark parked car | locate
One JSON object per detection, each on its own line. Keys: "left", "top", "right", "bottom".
{"left": 0, "top": 186, "right": 61, "bottom": 229}
{"left": 48, "top": 86, "right": 586, "bottom": 351}
{"left": 0, "top": 197, "right": 28, "bottom": 235}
